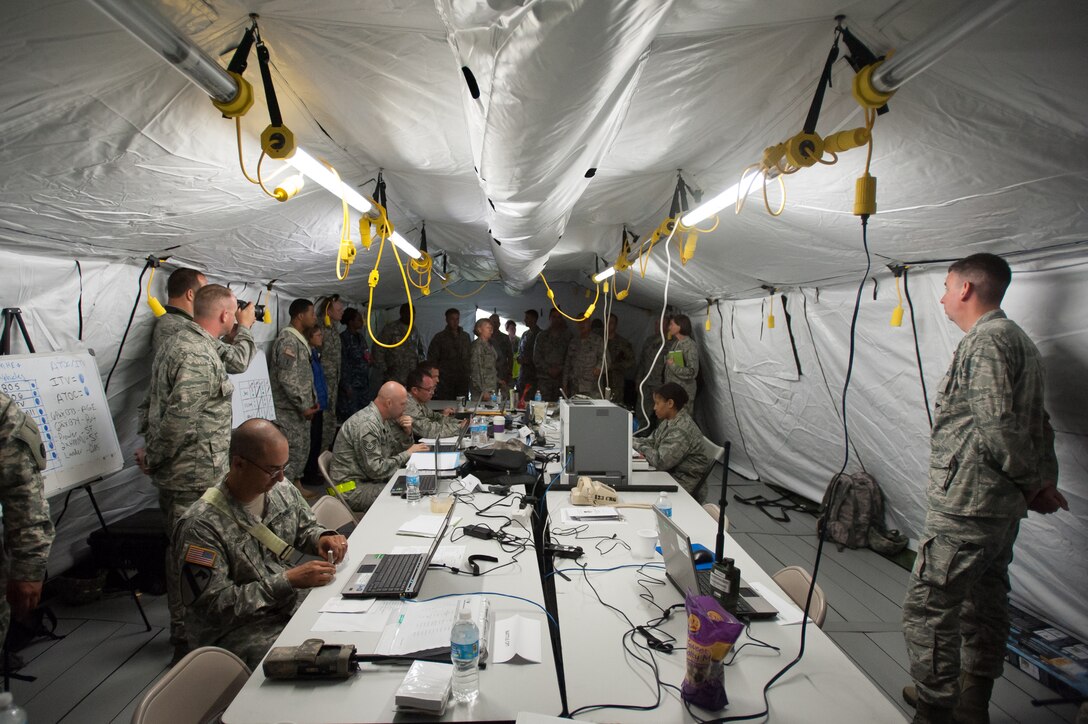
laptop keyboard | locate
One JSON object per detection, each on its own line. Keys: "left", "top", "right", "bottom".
{"left": 364, "top": 553, "right": 422, "bottom": 595}
{"left": 389, "top": 474, "right": 438, "bottom": 495}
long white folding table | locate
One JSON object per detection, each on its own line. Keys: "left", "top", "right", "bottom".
{"left": 546, "top": 470, "right": 907, "bottom": 722}
{"left": 223, "top": 475, "right": 562, "bottom": 723}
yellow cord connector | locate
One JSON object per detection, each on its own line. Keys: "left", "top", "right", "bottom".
{"left": 539, "top": 273, "right": 600, "bottom": 322}
{"left": 146, "top": 265, "right": 166, "bottom": 317}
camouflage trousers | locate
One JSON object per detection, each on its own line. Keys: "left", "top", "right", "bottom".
{"left": 902, "top": 510, "right": 1020, "bottom": 709}
{"left": 321, "top": 394, "right": 338, "bottom": 454}
{"left": 276, "top": 413, "right": 311, "bottom": 482}
{"left": 341, "top": 481, "right": 384, "bottom": 516}
{"left": 159, "top": 488, "right": 203, "bottom": 645}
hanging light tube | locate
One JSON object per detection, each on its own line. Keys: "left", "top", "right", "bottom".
{"left": 592, "top": 266, "right": 617, "bottom": 283}
{"left": 88, "top": 0, "right": 422, "bottom": 261}
{"left": 680, "top": 168, "right": 763, "bottom": 228}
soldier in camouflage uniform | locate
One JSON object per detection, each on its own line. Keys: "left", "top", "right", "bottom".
{"left": 563, "top": 319, "right": 604, "bottom": 397}
{"left": 517, "top": 309, "right": 542, "bottom": 394}
{"left": 175, "top": 420, "right": 347, "bottom": 670}
{"left": 902, "top": 254, "right": 1068, "bottom": 724}
{"left": 374, "top": 303, "right": 422, "bottom": 385}
{"left": 533, "top": 309, "right": 572, "bottom": 401}
{"left": 329, "top": 382, "right": 428, "bottom": 514}
{"left": 338, "top": 307, "right": 372, "bottom": 421}
{"left": 469, "top": 318, "right": 500, "bottom": 400}
{"left": 405, "top": 368, "right": 464, "bottom": 439}
{"left": 427, "top": 308, "right": 471, "bottom": 399}
{"left": 270, "top": 299, "right": 319, "bottom": 492}
{"left": 605, "top": 313, "right": 636, "bottom": 405}
{"left": 632, "top": 383, "right": 711, "bottom": 502}
{"left": 136, "top": 268, "right": 254, "bottom": 472}
{"left": 317, "top": 295, "right": 345, "bottom": 453}
{"left": 636, "top": 317, "right": 669, "bottom": 426}
{"left": 489, "top": 313, "right": 513, "bottom": 386}
{"left": 146, "top": 284, "right": 255, "bottom": 656}
{"left": 664, "top": 314, "right": 699, "bottom": 406}
{"left": 0, "top": 391, "right": 56, "bottom": 649}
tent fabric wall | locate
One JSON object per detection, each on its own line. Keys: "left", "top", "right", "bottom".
{"left": 687, "top": 255, "right": 1088, "bottom": 641}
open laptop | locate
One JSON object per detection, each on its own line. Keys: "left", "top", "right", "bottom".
{"left": 390, "top": 417, "right": 470, "bottom": 495}
{"left": 341, "top": 501, "right": 457, "bottom": 599}
{"left": 655, "top": 507, "right": 778, "bottom": 619}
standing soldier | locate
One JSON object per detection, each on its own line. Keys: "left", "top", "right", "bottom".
{"left": 533, "top": 309, "right": 572, "bottom": 402}
{"left": 338, "top": 307, "right": 372, "bottom": 421}
{"left": 489, "top": 313, "right": 513, "bottom": 387}
{"left": 146, "top": 284, "right": 254, "bottom": 661}
{"left": 469, "top": 318, "right": 500, "bottom": 400}
{"left": 316, "top": 295, "right": 345, "bottom": 453}
{"left": 563, "top": 318, "right": 604, "bottom": 397}
{"left": 664, "top": 314, "right": 699, "bottom": 407}
{"left": 136, "top": 267, "right": 254, "bottom": 473}
{"left": 901, "top": 254, "right": 1068, "bottom": 724}
{"left": 517, "top": 310, "right": 542, "bottom": 396}
{"left": 0, "top": 392, "right": 56, "bottom": 652}
{"left": 636, "top": 317, "right": 669, "bottom": 428}
{"left": 373, "top": 303, "right": 422, "bottom": 385}
{"left": 605, "top": 313, "right": 636, "bottom": 405}
{"left": 427, "top": 308, "right": 471, "bottom": 400}
{"left": 270, "top": 299, "right": 319, "bottom": 500}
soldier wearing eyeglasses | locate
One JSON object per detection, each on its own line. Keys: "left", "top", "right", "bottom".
{"left": 405, "top": 367, "right": 463, "bottom": 439}
{"left": 174, "top": 420, "right": 348, "bottom": 670}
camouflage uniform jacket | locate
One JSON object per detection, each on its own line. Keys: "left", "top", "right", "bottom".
{"left": 406, "top": 394, "right": 462, "bottom": 440}
{"left": 631, "top": 410, "right": 710, "bottom": 496}
{"left": 0, "top": 392, "right": 55, "bottom": 584}
{"left": 663, "top": 336, "right": 699, "bottom": 402}
{"left": 270, "top": 326, "right": 316, "bottom": 418}
{"left": 606, "top": 334, "right": 636, "bottom": 384}
{"left": 147, "top": 321, "right": 253, "bottom": 492}
{"left": 176, "top": 480, "right": 332, "bottom": 668}
{"left": 338, "top": 329, "right": 371, "bottom": 418}
{"left": 137, "top": 306, "right": 254, "bottom": 435}
{"left": 637, "top": 334, "right": 667, "bottom": 388}
{"left": 427, "top": 327, "right": 471, "bottom": 398}
{"left": 329, "top": 402, "right": 413, "bottom": 486}
{"left": 490, "top": 333, "right": 513, "bottom": 384}
{"left": 928, "top": 309, "right": 1057, "bottom": 518}
{"left": 469, "top": 337, "right": 498, "bottom": 398}
{"left": 533, "top": 325, "right": 572, "bottom": 380}
{"left": 517, "top": 326, "right": 542, "bottom": 388}
{"left": 374, "top": 320, "right": 421, "bottom": 385}
{"left": 319, "top": 321, "right": 342, "bottom": 412}
{"left": 563, "top": 334, "right": 605, "bottom": 396}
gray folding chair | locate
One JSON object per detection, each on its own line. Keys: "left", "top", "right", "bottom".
{"left": 131, "top": 646, "right": 250, "bottom": 724}
{"left": 317, "top": 450, "right": 361, "bottom": 523}
{"left": 693, "top": 436, "right": 726, "bottom": 504}
{"left": 310, "top": 494, "right": 356, "bottom": 532}
{"left": 772, "top": 565, "right": 828, "bottom": 627}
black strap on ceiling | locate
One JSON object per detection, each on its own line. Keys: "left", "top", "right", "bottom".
{"left": 419, "top": 222, "right": 428, "bottom": 254}
{"left": 226, "top": 20, "right": 257, "bottom": 76}
{"left": 255, "top": 30, "right": 284, "bottom": 129}
{"left": 75, "top": 260, "right": 84, "bottom": 341}
{"left": 801, "top": 26, "right": 842, "bottom": 135}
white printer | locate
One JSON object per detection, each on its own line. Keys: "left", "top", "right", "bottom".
{"left": 559, "top": 398, "right": 632, "bottom": 486}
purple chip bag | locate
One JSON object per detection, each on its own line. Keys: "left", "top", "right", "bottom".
{"left": 681, "top": 592, "right": 744, "bottom": 711}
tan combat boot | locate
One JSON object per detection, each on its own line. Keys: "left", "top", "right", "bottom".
{"left": 913, "top": 700, "right": 955, "bottom": 724}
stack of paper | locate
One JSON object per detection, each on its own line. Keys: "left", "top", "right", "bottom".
{"left": 395, "top": 661, "right": 452, "bottom": 715}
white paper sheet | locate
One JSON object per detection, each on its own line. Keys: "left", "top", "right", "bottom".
{"left": 312, "top": 600, "right": 401, "bottom": 632}
{"left": 410, "top": 451, "right": 462, "bottom": 471}
{"left": 398, "top": 515, "right": 462, "bottom": 537}
{"left": 319, "top": 598, "right": 376, "bottom": 614}
{"left": 493, "top": 615, "right": 542, "bottom": 664}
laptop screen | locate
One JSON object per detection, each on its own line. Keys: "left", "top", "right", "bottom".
{"left": 655, "top": 507, "right": 702, "bottom": 595}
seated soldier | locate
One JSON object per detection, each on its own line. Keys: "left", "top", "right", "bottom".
{"left": 405, "top": 367, "right": 465, "bottom": 440}
{"left": 632, "top": 383, "right": 711, "bottom": 502}
{"left": 175, "top": 419, "right": 347, "bottom": 669}
{"left": 329, "top": 381, "right": 428, "bottom": 513}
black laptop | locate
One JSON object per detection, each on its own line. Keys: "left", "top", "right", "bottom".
{"left": 655, "top": 508, "right": 778, "bottom": 619}
{"left": 389, "top": 418, "right": 470, "bottom": 495}
{"left": 340, "top": 502, "right": 457, "bottom": 599}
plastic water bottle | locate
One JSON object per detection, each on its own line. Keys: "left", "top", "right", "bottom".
{"left": 471, "top": 415, "right": 487, "bottom": 446}
{"left": 405, "top": 461, "right": 421, "bottom": 502}
{"left": 0, "top": 693, "right": 27, "bottom": 724}
{"left": 654, "top": 491, "right": 672, "bottom": 519}
{"left": 534, "top": 390, "right": 542, "bottom": 402}
{"left": 450, "top": 600, "right": 480, "bottom": 703}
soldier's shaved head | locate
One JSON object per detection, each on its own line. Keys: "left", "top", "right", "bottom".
{"left": 230, "top": 418, "right": 287, "bottom": 461}
{"left": 375, "top": 381, "right": 409, "bottom": 420}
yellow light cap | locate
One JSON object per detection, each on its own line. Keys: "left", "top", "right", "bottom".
{"left": 890, "top": 305, "right": 904, "bottom": 327}
{"left": 767, "top": 313, "right": 776, "bottom": 329}
{"left": 148, "top": 296, "right": 166, "bottom": 317}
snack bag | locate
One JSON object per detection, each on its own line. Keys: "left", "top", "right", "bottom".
{"left": 681, "top": 592, "right": 743, "bottom": 711}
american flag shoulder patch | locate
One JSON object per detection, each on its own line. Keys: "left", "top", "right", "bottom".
{"left": 184, "top": 544, "right": 217, "bottom": 568}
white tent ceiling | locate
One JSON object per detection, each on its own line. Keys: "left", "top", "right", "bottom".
{"left": 2, "top": 0, "right": 1086, "bottom": 641}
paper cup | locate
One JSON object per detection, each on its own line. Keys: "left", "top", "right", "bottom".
{"left": 430, "top": 493, "right": 454, "bottom": 514}
{"left": 633, "top": 529, "right": 659, "bottom": 559}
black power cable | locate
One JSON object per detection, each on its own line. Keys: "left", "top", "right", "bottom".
{"left": 903, "top": 267, "right": 933, "bottom": 428}
{"left": 104, "top": 259, "right": 152, "bottom": 393}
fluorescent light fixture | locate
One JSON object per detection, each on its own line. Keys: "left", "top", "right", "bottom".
{"left": 286, "top": 147, "right": 422, "bottom": 259}
{"left": 592, "top": 266, "right": 616, "bottom": 283}
{"left": 680, "top": 168, "right": 762, "bottom": 227}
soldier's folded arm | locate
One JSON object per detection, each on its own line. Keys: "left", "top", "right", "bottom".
{"left": 964, "top": 350, "right": 1039, "bottom": 487}
{"left": 182, "top": 538, "right": 295, "bottom": 621}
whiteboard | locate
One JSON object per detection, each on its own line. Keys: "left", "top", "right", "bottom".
{"left": 229, "top": 349, "right": 275, "bottom": 428}
{"left": 0, "top": 351, "right": 124, "bottom": 498}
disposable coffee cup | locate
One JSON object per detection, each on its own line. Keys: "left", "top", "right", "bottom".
{"left": 430, "top": 493, "right": 454, "bottom": 514}
{"left": 633, "top": 529, "right": 659, "bottom": 559}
